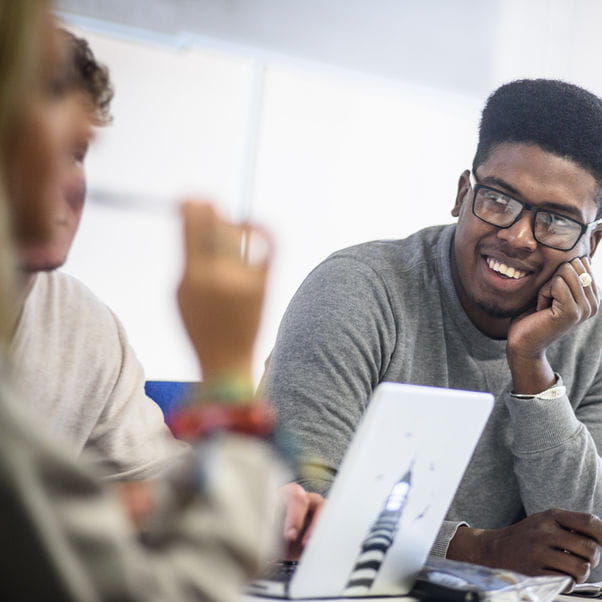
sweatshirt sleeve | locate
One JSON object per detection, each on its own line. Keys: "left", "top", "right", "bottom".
{"left": 86, "top": 307, "right": 189, "bottom": 481}
{"left": 501, "top": 359, "right": 602, "bottom": 579}
{"left": 504, "top": 379, "right": 602, "bottom": 517}
{"left": 262, "top": 254, "right": 397, "bottom": 492}
{"left": 10, "top": 271, "right": 187, "bottom": 482}
{"left": 504, "top": 388, "right": 602, "bottom": 501}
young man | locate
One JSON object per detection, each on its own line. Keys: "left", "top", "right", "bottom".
{"left": 10, "top": 31, "right": 185, "bottom": 482}
{"left": 265, "top": 79, "right": 602, "bottom": 583}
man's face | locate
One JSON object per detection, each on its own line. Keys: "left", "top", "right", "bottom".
{"left": 17, "top": 91, "right": 91, "bottom": 273}
{"left": 7, "top": 18, "right": 90, "bottom": 260}
{"left": 451, "top": 142, "right": 601, "bottom": 336}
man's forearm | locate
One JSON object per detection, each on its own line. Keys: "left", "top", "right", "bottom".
{"left": 506, "top": 350, "right": 555, "bottom": 396}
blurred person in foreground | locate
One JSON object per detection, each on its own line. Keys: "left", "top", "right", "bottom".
{"left": 0, "top": 1, "right": 285, "bottom": 599}
{"left": 10, "top": 29, "right": 186, "bottom": 489}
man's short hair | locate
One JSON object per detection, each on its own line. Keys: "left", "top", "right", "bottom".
{"left": 473, "top": 79, "right": 602, "bottom": 215}
{"left": 61, "top": 29, "right": 113, "bottom": 126}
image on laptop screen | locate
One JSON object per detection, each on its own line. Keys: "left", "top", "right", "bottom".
{"left": 248, "top": 382, "right": 493, "bottom": 599}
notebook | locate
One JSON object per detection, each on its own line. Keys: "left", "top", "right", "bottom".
{"left": 247, "top": 381, "right": 493, "bottom": 599}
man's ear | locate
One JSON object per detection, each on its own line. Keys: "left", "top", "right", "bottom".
{"left": 451, "top": 170, "right": 471, "bottom": 218}
{"left": 589, "top": 226, "right": 602, "bottom": 258}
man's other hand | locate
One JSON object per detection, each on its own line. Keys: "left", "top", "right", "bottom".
{"left": 447, "top": 509, "right": 602, "bottom": 587}
{"left": 280, "top": 483, "right": 325, "bottom": 560}
{"left": 114, "top": 480, "right": 155, "bottom": 529}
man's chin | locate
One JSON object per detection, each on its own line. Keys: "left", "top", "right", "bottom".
{"left": 18, "top": 252, "right": 67, "bottom": 273}
{"left": 20, "top": 263, "right": 64, "bottom": 273}
{"left": 476, "top": 298, "right": 536, "bottom": 320}
{"left": 18, "top": 235, "right": 75, "bottom": 273}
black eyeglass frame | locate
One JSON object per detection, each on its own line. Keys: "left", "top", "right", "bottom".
{"left": 469, "top": 172, "right": 602, "bottom": 251}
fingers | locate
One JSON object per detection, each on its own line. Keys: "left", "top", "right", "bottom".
{"left": 551, "top": 508, "right": 602, "bottom": 548}
{"left": 546, "top": 257, "right": 599, "bottom": 322}
{"left": 577, "top": 256, "right": 599, "bottom": 312}
{"left": 113, "top": 480, "right": 155, "bottom": 530}
{"left": 279, "top": 483, "right": 326, "bottom": 560}
{"left": 565, "top": 257, "right": 598, "bottom": 315}
{"left": 544, "top": 549, "right": 591, "bottom": 584}
{"left": 281, "top": 483, "right": 324, "bottom": 540}
{"left": 282, "top": 483, "right": 311, "bottom": 542}
{"left": 242, "top": 223, "right": 274, "bottom": 270}
{"left": 180, "top": 201, "right": 273, "bottom": 272}
{"left": 531, "top": 510, "right": 601, "bottom": 583}
{"left": 545, "top": 530, "right": 598, "bottom": 583}
{"left": 536, "top": 280, "right": 553, "bottom": 311}
{"left": 180, "top": 200, "right": 242, "bottom": 261}
{"left": 469, "top": 510, "right": 602, "bottom": 584}
{"left": 559, "top": 532, "right": 601, "bottom": 567}
{"left": 301, "top": 493, "right": 325, "bottom": 546}
{"left": 180, "top": 200, "right": 215, "bottom": 266}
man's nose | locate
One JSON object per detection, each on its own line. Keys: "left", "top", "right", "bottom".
{"left": 496, "top": 210, "right": 538, "bottom": 252}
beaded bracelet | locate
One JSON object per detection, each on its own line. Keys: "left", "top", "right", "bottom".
{"left": 199, "top": 375, "right": 256, "bottom": 405}
{"left": 166, "top": 400, "right": 275, "bottom": 441}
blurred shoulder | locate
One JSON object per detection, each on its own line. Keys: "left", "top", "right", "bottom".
{"left": 29, "top": 270, "right": 114, "bottom": 316}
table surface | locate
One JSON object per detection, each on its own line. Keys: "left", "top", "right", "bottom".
{"left": 244, "top": 593, "right": 595, "bottom": 601}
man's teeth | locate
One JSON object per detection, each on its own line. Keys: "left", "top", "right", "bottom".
{"left": 486, "top": 257, "right": 527, "bottom": 279}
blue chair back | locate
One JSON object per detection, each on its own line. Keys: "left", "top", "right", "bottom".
{"left": 144, "top": 381, "right": 197, "bottom": 416}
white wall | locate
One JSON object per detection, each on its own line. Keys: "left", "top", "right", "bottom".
{"left": 63, "top": 31, "right": 258, "bottom": 380}
{"left": 61, "top": 1, "right": 602, "bottom": 383}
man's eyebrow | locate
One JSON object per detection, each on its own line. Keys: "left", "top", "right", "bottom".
{"left": 479, "top": 175, "right": 587, "bottom": 220}
{"left": 479, "top": 175, "right": 520, "bottom": 196}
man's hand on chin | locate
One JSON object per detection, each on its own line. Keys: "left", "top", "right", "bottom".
{"left": 507, "top": 256, "right": 598, "bottom": 394}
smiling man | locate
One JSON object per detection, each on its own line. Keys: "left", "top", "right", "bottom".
{"left": 263, "top": 79, "right": 602, "bottom": 583}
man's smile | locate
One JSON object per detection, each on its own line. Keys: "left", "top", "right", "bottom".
{"left": 478, "top": 252, "right": 539, "bottom": 295}
{"left": 485, "top": 256, "right": 530, "bottom": 280}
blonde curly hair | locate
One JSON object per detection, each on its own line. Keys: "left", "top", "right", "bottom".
{"left": 61, "top": 28, "right": 114, "bottom": 126}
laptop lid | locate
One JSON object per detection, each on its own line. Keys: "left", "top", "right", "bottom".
{"left": 250, "top": 382, "right": 493, "bottom": 599}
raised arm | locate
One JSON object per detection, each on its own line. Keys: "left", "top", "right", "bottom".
{"left": 3, "top": 201, "right": 286, "bottom": 600}
{"left": 177, "top": 201, "right": 271, "bottom": 389}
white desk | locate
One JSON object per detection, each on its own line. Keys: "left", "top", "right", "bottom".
{"left": 245, "top": 590, "right": 594, "bottom": 601}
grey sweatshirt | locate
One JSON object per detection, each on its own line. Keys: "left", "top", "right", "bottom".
{"left": 263, "top": 224, "right": 602, "bottom": 578}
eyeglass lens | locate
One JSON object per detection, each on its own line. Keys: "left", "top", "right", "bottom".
{"left": 474, "top": 187, "right": 582, "bottom": 250}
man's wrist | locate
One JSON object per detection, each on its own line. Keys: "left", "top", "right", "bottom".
{"left": 446, "top": 525, "right": 487, "bottom": 565}
{"left": 507, "top": 352, "right": 555, "bottom": 395}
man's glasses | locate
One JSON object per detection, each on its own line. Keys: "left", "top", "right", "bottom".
{"left": 469, "top": 172, "right": 602, "bottom": 251}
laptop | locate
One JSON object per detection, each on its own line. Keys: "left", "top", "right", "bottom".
{"left": 248, "top": 382, "right": 493, "bottom": 599}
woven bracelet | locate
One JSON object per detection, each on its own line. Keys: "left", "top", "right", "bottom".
{"left": 166, "top": 400, "right": 275, "bottom": 441}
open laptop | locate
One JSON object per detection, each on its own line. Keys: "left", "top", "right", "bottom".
{"left": 248, "top": 382, "right": 493, "bottom": 599}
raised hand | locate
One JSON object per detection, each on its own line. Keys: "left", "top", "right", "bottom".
{"left": 177, "top": 201, "right": 272, "bottom": 384}
{"left": 507, "top": 256, "right": 599, "bottom": 394}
